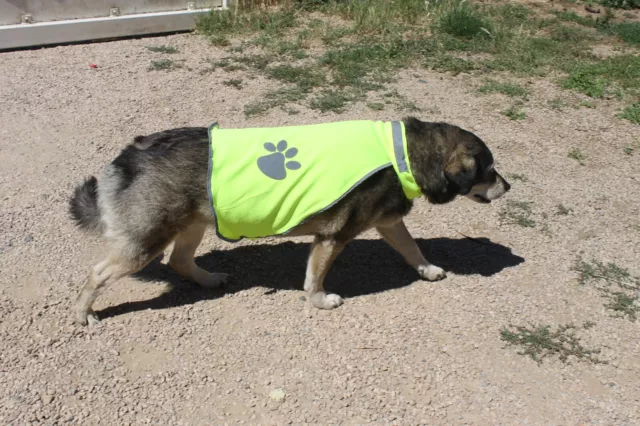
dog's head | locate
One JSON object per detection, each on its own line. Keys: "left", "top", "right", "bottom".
{"left": 404, "top": 117, "right": 510, "bottom": 205}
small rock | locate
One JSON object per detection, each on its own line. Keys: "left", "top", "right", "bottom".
{"left": 23, "top": 235, "right": 33, "bottom": 243}
{"left": 269, "top": 388, "right": 286, "bottom": 402}
{"left": 299, "top": 296, "right": 306, "bottom": 302}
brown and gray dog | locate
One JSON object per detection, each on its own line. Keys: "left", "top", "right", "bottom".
{"left": 69, "top": 117, "right": 510, "bottom": 325}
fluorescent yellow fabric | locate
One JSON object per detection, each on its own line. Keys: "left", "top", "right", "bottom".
{"left": 208, "top": 120, "right": 421, "bottom": 241}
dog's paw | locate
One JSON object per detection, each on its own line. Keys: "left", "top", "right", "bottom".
{"left": 198, "top": 272, "right": 229, "bottom": 288}
{"left": 310, "top": 292, "right": 344, "bottom": 310}
{"left": 76, "top": 309, "right": 100, "bottom": 326}
{"left": 417, "top": 264, "right": 447, "bottom": 281}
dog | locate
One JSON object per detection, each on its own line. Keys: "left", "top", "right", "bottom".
{"left": 69, "top": 117, "right": 510, "bottom": 325}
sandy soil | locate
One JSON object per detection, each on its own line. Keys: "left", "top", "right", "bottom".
{"left": 1, "top": 30, "right": 639, "bottom": 425}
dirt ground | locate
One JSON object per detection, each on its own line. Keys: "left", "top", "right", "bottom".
{"left": 1, "top": 28, "right": 639, "bottom": 425}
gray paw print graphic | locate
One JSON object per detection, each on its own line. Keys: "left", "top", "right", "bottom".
{"left": 257, "top": 140, "right": 301, "bottom": 180}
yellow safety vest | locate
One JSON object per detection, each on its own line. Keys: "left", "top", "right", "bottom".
{"left": 208, "top": 120, "right": 421, "bottom": 241}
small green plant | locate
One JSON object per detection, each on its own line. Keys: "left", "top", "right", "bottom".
{"left": 605, "top": 292, "right": 639, "bottom": 321}
{"left": 553, "top": 11, "right": 597, "bottom": 28}
{"left": 556, "top": 204, "right": 573, "bottom": 215}
{"left": 267, "top": 64, "right": 325, "bottom": 91}
{"left": 574, "top": 259, "right": 636, "bottom": 288}
{"left": 502, "top": 103, "right": 526, "bottom": 120}
{"left": 562, "top": 55, "right": 640, "bottom": 99}
{"left": 562, "top": 68, "right": 608, "bottom": 98}
{"left": 600, "top": 0, "right": 640, "bottom": 10}
{"left": 222, "top": 78, "right": 243, "bottom": 89}
{"left": 478, "top": 80, "right": 531, "bottom": 98}
{"left": 581, "top": 100, "right": 596, "bottom": 108}
{"left": 310, "top": 90, "right": 351, "bottom": 113}
{"left": 623, "top": 141, "right": 638, "bottom": 155}
{"left": 233, "top": 55, "right": 269, "bottom": 71}
{"left": 436, "top": 1, "right": 493, "bottom": 39}
{"left": 500, "top": 323, "right": 606, "bottom": 365}
{"left": 148, "top": 59, "right": 182, "bottom": 71}
{"left": 548, "top": 97, "right": 566, "bottom": 111}
{"left": 146, "top": 45, "right": 179, "bottom": 54}
{"left": 499, "top": 200, "right": 536, "bottom": 228}
{"left": 568, "top": 148, "right": 587, "bottom": 165}
{"left": 604, "top": 22, "right": 640, "bottom": 45}
{"left": 243, "top": 87, "right": 307, "bottom": 118}
{"left": 618, "top": 103, "right": 640, "bottom": 124}
{"left": 209, "top": 34, "right": 231, "bottom": 46}
{"left": 430, "top": 55, "right": 477, "bottom": 75}
{"left": 367, "top": 102, "right": 385, "bottom": 111}
{"left": 506, "top": 173, "right": 528, "bottom": 182}
{"left": 573, "top": 258, "right": 639, "bottom": 321}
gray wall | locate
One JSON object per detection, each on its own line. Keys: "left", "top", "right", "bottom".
{"left": 0, "top": 0, "right": 224, "bottom": 25}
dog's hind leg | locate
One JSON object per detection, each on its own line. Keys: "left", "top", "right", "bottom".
{"left": 304, "top": 236, "right": 345, "bottom": 310}
{"left": 74, "top": 247, "right": 161, "bottom": 326}
{"left": 169, "top": 221, "right": 228, "bottom": 288}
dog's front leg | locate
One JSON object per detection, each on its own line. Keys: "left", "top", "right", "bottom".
{"left": 304, "top": 236, "right": 345, "bottom": 309}
{"left": 376, "top": 220, "right": 446, "bottom": 281}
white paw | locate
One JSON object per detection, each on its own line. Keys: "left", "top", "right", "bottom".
{"left": 310, "top": 292, "right": 344, "bottom": 310}
{"left": 417, "top": 264, "right": 447, "bottom": 281}
{"left": 198, "top": 272, "right": 229, "bottom": 288}
{"left": 76, "top": 309, "right": 100, "bottom": 326}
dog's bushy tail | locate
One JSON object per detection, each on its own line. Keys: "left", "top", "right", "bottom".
{"left": 69, "top": 176, "right": 104, "bottom": 235}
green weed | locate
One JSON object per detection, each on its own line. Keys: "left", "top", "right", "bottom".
{"left": 146, "top": 45, "right": 179, "bottom": 54}
{"left": 244, "top": 87, "right": 307, "bottom": 118}
{"left": 310, "top": 90, "right": 351, "bottom": 113}
{"left": 618, "top": 103, "right": 640, "bottom": 124}
{"left": 429, "top": 55, "right": 478, "bottom": 75}
{"left": 267, "top": 64, "right": 325, "bottom": 91}
{"left": 197, "top": 7, "right": 297, "bottom": 37}
{"left": 604, "top": 22, "right": 640, "bottom": 45}
{"left": 605, "top": 292, "right": 639, "bottom": 321}
{"left": 568, "top": 148, "right": 587, "bottom": 165}
{"left": 553, "top": 11, "right": 597, "bottom": 28}
{"left": 329, "top": 0, "right": 427, "bottom": 33}
{"left": 562, "top": 55, "right": 640, "bottom": 98}
{"left": 478, "top": 79, "right": 530, "bottom": 98}
{"left": 600, "top": 0, "right": 640, "bottom": 9}
{"left": 148, "top": 59, "right": 182, "bottom": 71}
{"left": 502, "top": 103, "right": 526, "bottom": 120}
{"left": 500, "top": 323, "right": 606, "bottom": 365}
{"left": 499, "top": 200, "right": 535, "bottom": 227}
{"left": 548, "top": 97, "right": 567, "bottom": 111}
{"left": 506, "top": 173, "right": 528, "bottom": 182}
{"left": 233, "top": 55, "right": 269, "bottom": 71}
{"left": 222, "top": 78, "right": 243, "bottom": 89}
{"left": 436, "top": 1, "right": 493, "bottom": 40}
{"left": 573, "top": 259, "right": 639, "bottom": 321}
{"left": 556, "top": 204, "right": 573, "bottom": 215}
{"left": 367, "top": 102, "right": 385, "bottom": 110}
{"left": 209, "top": 34, "right": 231, "bottom": 46}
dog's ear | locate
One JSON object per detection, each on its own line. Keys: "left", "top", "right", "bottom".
{"left": 444, "top": 156, "right": 476, "bottom": 195}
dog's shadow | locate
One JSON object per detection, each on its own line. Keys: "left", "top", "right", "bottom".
{"left": 98, "top": 237, "right": 524, "bottom": 320}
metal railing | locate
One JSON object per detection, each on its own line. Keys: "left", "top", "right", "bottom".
{"left": 0, "top": 0, "right": 229, "bottom": 50}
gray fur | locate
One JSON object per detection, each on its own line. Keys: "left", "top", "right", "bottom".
{"left": 69, "top": 117, "right": 510, "bottom": 325}
{"left": 69, "top": 176, "right": 104, "bottom": 233}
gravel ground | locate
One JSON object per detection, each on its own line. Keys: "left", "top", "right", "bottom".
{"left": 1, "top": 32, "right": 639, "bottom": 425}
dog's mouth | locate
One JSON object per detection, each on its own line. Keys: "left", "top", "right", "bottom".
{"left": 473, "top": 194, "right": 491, "bottom": 204}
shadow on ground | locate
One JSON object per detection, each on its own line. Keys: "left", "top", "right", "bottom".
{"left": 98, "top": 237, "right": 524, "bottom": 320}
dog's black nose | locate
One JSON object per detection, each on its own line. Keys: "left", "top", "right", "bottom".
{"left": 504, "top": 180, "right": 511, "bottom": 192}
